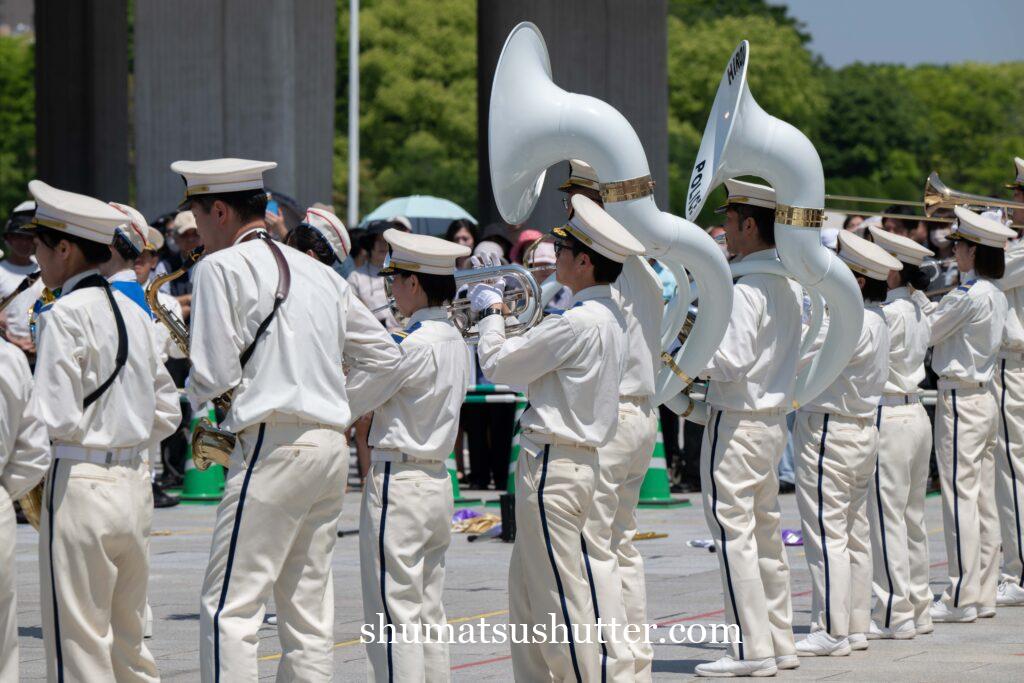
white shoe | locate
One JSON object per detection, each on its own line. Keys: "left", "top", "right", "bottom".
{"left": 265, "top": 614, "right": 278, "bottom": 626}
{"left": 868, "top": 620, "right": 916, "bottom": 640}
{"left": 915, "top": 620, "right": 934, "bottom": 635}
{"left": 775, "top": 654, "right": 799, "bottom": 670}
{"left": 144, "top": 602, "right": 153, "bottom": 639}
{"left": 978, "top": 606, "right": 996, "bottom": 618}
{"left": 996, "top": 581, "right": 1024, "bottom": 606}
{"left": 694, "top": 655, "right": 778, "bottom": 677}
{"left": 848, "top": 633, "right": 868, "bottom": 651}
{"left": 929, "top": 600, "right": 977, "bottom": 623}
{"left": 795, "top": 630, "right": 851, "bottom": 657}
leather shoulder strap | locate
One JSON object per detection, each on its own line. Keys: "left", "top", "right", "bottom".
{"left": 239, "top": 234, "right": 291, "bottom": 368}
{"left": 82, "top": 278, "right": 129, "bottom": 409}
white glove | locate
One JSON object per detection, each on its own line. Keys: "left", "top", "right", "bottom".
{"left": 468, "top": 252, "right": 506, "bottom": 312}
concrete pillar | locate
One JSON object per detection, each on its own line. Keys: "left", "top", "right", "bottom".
{"left": 477, "top": 0, "right": 668, "bottom": 230}
{"left": 133, "top": 0, "right": 335, "bottom": 220}
{"left": 34, "top": 0, "right": 130, "bottom": 202}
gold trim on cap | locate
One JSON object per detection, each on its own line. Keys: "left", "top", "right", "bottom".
{"left": 600, "top": 175, "right": 656, "bottom": 204}
{"left": 661, "top": 352, "right": 693, "bottom": 388}
{"left": 31, "top": 217, "right": 66, "bottom": 229}
{"left": 775, "top": 204, "right": 824, "bottom": 228}
{"left": 379, "top": 259, "right": 423, "bottom": 274}
{"left": 556, "top": 223, "right": 594, "bottom": 247}
{"left": 841, "top": 259, "right": 874, "bottom": 278}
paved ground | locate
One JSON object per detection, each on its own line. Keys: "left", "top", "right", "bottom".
{"left": 14, "top": 483, "right": 1024, "bottom": 680}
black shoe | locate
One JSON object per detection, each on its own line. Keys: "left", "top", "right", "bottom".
{"left": 152, "top": 482, "right": 180, "bottom": 508}
{"left": 778, "top": 481, "right": 795, "bottom": 494}
{"left": 157, "top": 472, "right": 183, "bottom": 488}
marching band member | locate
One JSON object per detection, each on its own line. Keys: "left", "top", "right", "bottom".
{"left": 793, "top": 231, "right": 896, "bottom": 657}
{"left": 0, "top": 315, "right": 49, "bottom": 682}
{"left": 695, "top": 181, "right": 803, "bottom": 678}
{"left": 346, "top": 229, "right": 471, "bottom": 682}
{"left": 995, "top": 156, "right": 1024, "bottom": 606}
{"left": 284, "top": 206, "right": 352, "bottom": 268}
{"left": 171, "top": 158, "right": 402, "bottom": 681}
{"left": 26, "top": 180, "right": 181, "bottom": 682}
{"left": 472, "top": 194, "right": 641, "bottom": 683}
{"left": 561, "top": 160, "right": 663, "bottom": 682}
{"left": 0, "top": 200, "right": 45, "bottom": 355}
{"left": 927, "top": 207, "right": 1014, "bottom": 623}
{"left": 864, "top": 227, "right": 936, "bottom": 639}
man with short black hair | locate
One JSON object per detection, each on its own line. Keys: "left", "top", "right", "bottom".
{"left": 0, "top": 200, "right": 45, "bottom": 354}
{"left": 695, "top": 180, "right": 803, "bottom": 678}
{"left": 471, "top": 194, "right": 643, "bottom": 682}
{"left": 171, "top": 158, "right": 402, "bottom": 681}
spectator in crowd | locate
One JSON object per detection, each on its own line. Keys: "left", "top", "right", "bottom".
{"left": 0, "top": 200, "right": 44, "bottom": 356}
{"left": 510, "top": 229, "right": 543, "bottom": 264}
{"left": 843, "top": 213, "right": 867, "bottom": 235}
{"left": 157, "top": 210, "right": 202, "bottom": 321}
{"left": 389, "top": 215, "right": 413, "bottom": 232}
{"left": 709, "top": 225, "right": 731, "bottom": 260}
{"left": 445, "top": 219, "right": 478, "bottom": 270}
{"left": 346, "top": 227, "right": 368, "bottom": 274}
{"left": 347, "top": 222, "right": 400, "bottom": 331}
{"left": 479, "top": 222, "right": 514, "bottom": 260}
{"left": 473, "top": 239, "right": 507, "bottom": 265}
{"left": 884, "top": 204, "right": 929, "bottom": 245}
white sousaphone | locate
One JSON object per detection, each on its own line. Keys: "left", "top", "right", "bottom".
{"left": 489, "top": 22, "right": 733, "bottom": 403}
{"left": 668, "top": 40, "right": 862, "bottom": 418}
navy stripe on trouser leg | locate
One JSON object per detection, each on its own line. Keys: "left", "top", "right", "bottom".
{"left": 538, "top": 445, "right": 583, "bottom": 683}
{"left": 816, "top": 414, "right": 832, "bottom": 634}
{"left": 378, "top": 462, "right": 395, "bottom": 683}
{"left": 874, "top": 406, "right": 895, "bottom": 627}
{"left": 951, "top": 391, "right": 965, "bottom": 607}
{"left": 707, "top": 410, "right": 744, "bottom": 660}
{"left": 47, "top": 459, "right": 64, "bottom": 683}
{"left": 213, "top": 423, "right": 266, "bottom": 683}
{"left": 580, "top": 535, "right": 606, "bottom": 683}
{"left": 1000, "top": 360, "right": 1024, "bottom": 586}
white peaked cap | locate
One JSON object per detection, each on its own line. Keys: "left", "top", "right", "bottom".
{"left": 951, "top": 206, "right": 1016, "bottom": 249}
{"left": 28, "top": 180, "right": 126, "bottom": 245}
{"left": 382, "top": 228, "right": 471, "bottom": 275}
{"left": 553, "top": 194, "right": 645, "bottom": 263}
{"left": 838, "top": 229, "right": 903, "bottom": 281}
{"left": 868, "top": 225, "right": 934, "bottom": 266}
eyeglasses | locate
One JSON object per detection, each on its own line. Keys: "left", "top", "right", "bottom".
{"left": 553, "top": 239, "right": 574, "bottom": 255}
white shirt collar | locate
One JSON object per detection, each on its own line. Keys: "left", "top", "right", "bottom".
{"left": 108, "top": 269, "right": 137, "bottom": 284}
{"left": 740, "top": 248, "right": 779, "bottom": 262}
{"left": 884, "top": 286, "right": 910, "bottom": 304}
{"left": 408, "top": 306, "right": 450, "bottom": 325}
{"left": 62, "top": 268, "right": 101, "bottom": 293}
{"left": 233, "top": 227, "right": 268, "bottom": 245}
{"left": 572, "top": 284, "right": 612, "bottom": 304}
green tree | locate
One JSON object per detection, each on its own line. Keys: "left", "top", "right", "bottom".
{"left": 668, "top": 0, "right": 811, "bottom": 44}
{"left": 334, "top": 0, "right": 477, "bottom": 222}
{"left": 0, "top": 35, "right": 35, "bottom": 230}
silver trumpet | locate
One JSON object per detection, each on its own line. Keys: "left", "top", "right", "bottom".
{"left": 374, "top": 263, "right": 548, "bottom": 342}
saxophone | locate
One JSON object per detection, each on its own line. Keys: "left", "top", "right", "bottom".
{"left": 145, "top": 248, "right": 236, "bottom": 471}
{"left": 1, "top": 272, "right": 44, "bottom": 529}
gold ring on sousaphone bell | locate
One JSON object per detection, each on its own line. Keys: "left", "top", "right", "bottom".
{"left": 190, "top": 417, "right": 237, "bottom": 470}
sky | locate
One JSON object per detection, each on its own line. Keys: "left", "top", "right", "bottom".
{"left": 778, "top": 0, "right": 1023, "bottom": 67}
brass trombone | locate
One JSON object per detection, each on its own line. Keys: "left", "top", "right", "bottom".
{"left": 826, "top": 172, "right": 1024, "bottom": 229}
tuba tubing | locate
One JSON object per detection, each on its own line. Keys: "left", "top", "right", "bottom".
{"left": 489, "top": 23, "right": 733, "bottom": 400}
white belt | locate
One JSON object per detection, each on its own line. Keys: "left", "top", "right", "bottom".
{"left": 879, "top": 393, "right": 921, "bottom": 406}
{"left": 53, "top": 444, "right": 143, "bottom": 464}
{"left": 371, "top": 450, "right": 443, "bottom": 465}
{"left": 521, "top": 430, "right": 598, "bottom": 454}
{"left": 937, "top": 379, "right": 986, "bottom": 392}
{"left": 711, "top": 405, "right": 788, "bottom": 417}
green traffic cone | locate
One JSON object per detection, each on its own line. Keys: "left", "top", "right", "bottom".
{"left": 448, "top": 451, "right": 481, "bottom": 507}
{"left": 178, "top": 405, "right": 225, "bottom": 505}
{"left": 638, "top": 420, "right": 689, "bottom": 508}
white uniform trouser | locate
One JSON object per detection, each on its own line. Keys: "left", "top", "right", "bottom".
{"left": 700, "top": 409, "right": 795, "bottom": 661}
{"left": 199, "top": 420, "right": 348, "bottom": 682}
{"left": 934, "top": 388, "right": 1001, "bottom": 611}
{"left": 582, "top": 398, "right": 657, "bottom": 683}
{"left": 360, "top": 459, "right": 454, "bottom": 682}
{"left": 868, "top": 402, "right": 933, "bottom": 629}
{"left": 994, "top": 357, "right": 1024, "bottom": 587}
{"left": 510, "top": 435, "right": 599, "bottom": 683}
{"left": 40, "top": 456, "right": 157, "bottom": 683}
{"left": 794, "top": 412, "right": 877, "bottom": 638}
{"left": 0, "top": 487, "right": 17, "bottom": 683}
